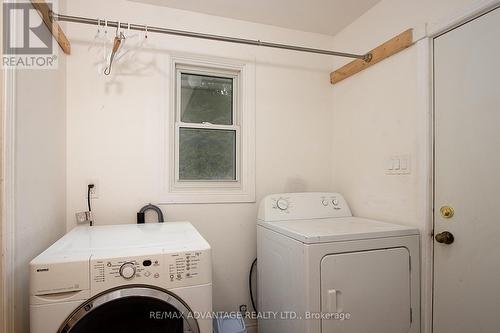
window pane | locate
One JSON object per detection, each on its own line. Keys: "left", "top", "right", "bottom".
{"left": 181, "top": 73, "right": 233, "bottom": 125}
{"left": 179, "top": 128, "right": 236, "bottom": 180}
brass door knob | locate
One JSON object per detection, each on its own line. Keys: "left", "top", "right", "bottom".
{"left": 440, "top": 206, "right": 454, "bottom": 218}
{"left": 435, "top": 231, "right": 454, "bottom": 244}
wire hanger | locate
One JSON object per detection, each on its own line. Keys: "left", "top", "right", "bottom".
{"left": 104, "top": 22, "right": 126, "bottom": 75}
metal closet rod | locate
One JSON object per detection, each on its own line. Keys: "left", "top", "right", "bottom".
{"left": 51, "top": 12, "right": 373, "bottom": 62}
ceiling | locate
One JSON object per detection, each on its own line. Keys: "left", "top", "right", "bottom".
{"left": 128, "top": 0, "right": 381, "bottom": 36}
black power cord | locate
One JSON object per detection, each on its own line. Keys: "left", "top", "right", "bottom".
{"left": 87, "top": 184, "right": 95, "bottom": 226}
{"left": 249, "top": 258, "right": 257, "bottom": 312}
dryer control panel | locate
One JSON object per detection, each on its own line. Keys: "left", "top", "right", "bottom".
{"left": 258, "top": 192, "right": 352, "bottom": 222}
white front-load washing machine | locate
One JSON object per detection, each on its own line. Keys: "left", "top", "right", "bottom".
{"left": 30, "top": 222, "right": 212, "bottom": 333}
{"left": 257, "top": 193, "right": 420, "bottom": 333}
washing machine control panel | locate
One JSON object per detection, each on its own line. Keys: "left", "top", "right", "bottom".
{"left": 91, "top": 255, "right": 164, "bottom": 293}
{"left": 90, "top": 249, "right": 211, "bottom": 293}
{"left": 164, "top": 251, "right": 204, "bottom": 285}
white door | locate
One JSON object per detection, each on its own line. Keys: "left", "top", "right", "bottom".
{"left": 433, "top": 7, "right": 500, "bottom": 333}
{"left": 321, "top": 248, "right": 411, "bottom": 333}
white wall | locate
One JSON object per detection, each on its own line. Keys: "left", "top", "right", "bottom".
{"left": 329, "top": 0, "right": 482, "bottom": 332}
{"left": 330, "top": 0, "right": 481, "bottom": 226}
{"left": 65, "top": 0, "right": 336, "bottom": 326}
{"left": 13, "top": 11, "right": 68, "bottom": 333}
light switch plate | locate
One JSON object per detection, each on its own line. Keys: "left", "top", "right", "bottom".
{"left": 386, "top": 155, "right": 411, "bottom": 175}
{"left": 400, "top": 154, "right": 410, "bottom": 173}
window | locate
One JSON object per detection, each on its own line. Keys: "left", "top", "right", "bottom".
{"left": 178, "top": 72, "right": 237, "bottom": 182}
{"left": 164, "top": 56, "right": 255, "bottom": 203}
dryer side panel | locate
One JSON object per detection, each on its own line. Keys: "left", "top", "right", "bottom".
{"left": 257, "top": 226, "right": 307, "bottom": 333}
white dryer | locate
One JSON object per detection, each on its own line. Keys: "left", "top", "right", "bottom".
{"left": 30, "top": 222, "right": 212, "bottom": 333}
{"left": 257, "top": 193, "right": 420, "bottom": 333}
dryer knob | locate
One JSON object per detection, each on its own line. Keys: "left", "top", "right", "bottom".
{"left": 276, "top": 198, "right": 289, "bottom": 211}
{"left": 119, "top": 263, "right": 136, "bottom": 279}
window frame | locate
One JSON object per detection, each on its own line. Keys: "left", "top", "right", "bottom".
{"left": 162, "top": 55, "right": 255, "bottom": 203}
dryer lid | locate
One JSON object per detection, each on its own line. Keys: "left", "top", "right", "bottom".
{"left": 259, "top": 217, "right": 419, "bottom": 244}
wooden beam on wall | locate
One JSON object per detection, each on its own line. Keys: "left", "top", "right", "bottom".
{"left": 30, "top": 0, "right": 71, "bottom": 55}
{"left": 330, "top": 29, "right": 414, "bottom": 85}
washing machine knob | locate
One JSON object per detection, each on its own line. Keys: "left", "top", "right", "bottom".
{"left": 119, "top": 263, "right": 136, "bottom": 279}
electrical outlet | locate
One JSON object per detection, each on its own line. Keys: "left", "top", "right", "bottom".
{"left": 239, "top": 304, "right": 248, "bottom": 313}
{"left": 76, "top": 211, "right": 93, "bottom": 224}
{"left": 87, "top": 179, "right": 99, "bottom": 199}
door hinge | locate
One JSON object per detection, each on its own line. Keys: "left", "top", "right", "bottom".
{"left": 410, "top": 307, "right": 413, "bottom": 323}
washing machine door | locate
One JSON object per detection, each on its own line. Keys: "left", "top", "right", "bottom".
{"left": 58, "top": 285, "right": 200, "bottom": 333}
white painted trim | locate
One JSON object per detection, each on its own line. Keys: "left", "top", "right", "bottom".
{"left": 415, "top": 38, "right": 433, "bottom": 333}
{"left": 427, "top": 0, "right": 500, "bottom": 37}
{"left": 1, "top": 67, "right": 16, "bottom": 333}
{"left": 161, "top": 53, "right": 256, "bottom": 204}
{"left": 1, "top": 3, "right": 16, "bottom": 331}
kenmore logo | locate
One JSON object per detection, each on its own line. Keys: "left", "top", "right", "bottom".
{"left": 36, "top": 268, "right": 49, "bottom": 272}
